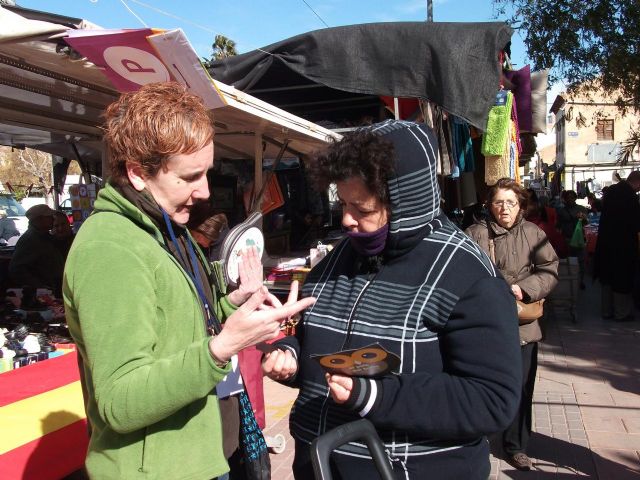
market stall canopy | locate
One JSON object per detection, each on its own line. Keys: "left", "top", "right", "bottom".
{"left": 0, "top": 5, "right": 338, "bottom": 175}
{"left": 0, "top": 4, "right": 115, "bottom": 168}
{"left": 209, "top": 22, "right": 513, "bottom": 129}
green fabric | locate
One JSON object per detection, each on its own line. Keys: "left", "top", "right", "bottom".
{"left": 63, "top": 183, "right": 236, "bottom": 480}
{"left": 481, "top": 91, "right": 513, "bottom": 156}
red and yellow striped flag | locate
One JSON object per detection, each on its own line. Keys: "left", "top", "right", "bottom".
{"left": 0, "top": 350, "right": 89, "bottom": 479}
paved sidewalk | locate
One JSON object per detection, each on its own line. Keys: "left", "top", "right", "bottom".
{"left": 489, "top": 279, "right": 640, "bottom": 479}
{"left": 263, "top": 279, "right": 640, "bottom": 479}
{"left": 263, "top": 378, "right": 298, "bottom": 479}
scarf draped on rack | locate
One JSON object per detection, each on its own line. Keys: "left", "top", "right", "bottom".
{"left": 483, "top": 90, "right": 521, "bottom": 185}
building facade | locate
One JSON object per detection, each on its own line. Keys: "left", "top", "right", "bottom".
{"left": 548, "top": 88, "right": 640, "bottom": 194}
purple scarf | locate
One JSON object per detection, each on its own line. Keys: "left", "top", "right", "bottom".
{"left": 346, "top": 224, "right": 389, "bottom": 256}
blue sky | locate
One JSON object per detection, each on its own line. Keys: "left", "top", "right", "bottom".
{"left": 17, "top": 0, "right": 529, "bottom": 66}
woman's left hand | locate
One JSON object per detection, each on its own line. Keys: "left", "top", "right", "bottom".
{"left": 326, "top": 373, "right": 353, "bottom": 404}
{"left": 228, "top": 246, "right": 263, "bottom": 306}
{"left": 511, "top": 284, "right": 524, "bottom": 301}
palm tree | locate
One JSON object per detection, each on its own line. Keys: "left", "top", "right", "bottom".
{"left": 617, "top": 126, "right": 640, "bottom": 165}
{"left": 202, "top": 35, "right": 237, "bottom": 68}
{"left": 212, "top": 34, "right": 237, "bottom": 60}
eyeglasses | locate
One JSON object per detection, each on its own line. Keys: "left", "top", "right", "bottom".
{"left": 491, "top": 200, "right": 518, "bottom": 209}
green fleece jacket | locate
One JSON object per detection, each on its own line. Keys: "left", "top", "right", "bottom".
{"left": 63, "top": 184, "right": 236, "bottom": 480}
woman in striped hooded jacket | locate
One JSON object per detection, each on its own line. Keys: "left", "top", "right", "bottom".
{"left": 263, "top": 120, "right": 522, "bottom": 479}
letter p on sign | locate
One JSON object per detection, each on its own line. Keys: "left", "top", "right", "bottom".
{"left": 103, "top": 46, "right": 170, "bottom": 85}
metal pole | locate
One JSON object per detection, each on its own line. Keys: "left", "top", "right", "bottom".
{"left": 427, "top": 0, "right": 433, "bottom": 22}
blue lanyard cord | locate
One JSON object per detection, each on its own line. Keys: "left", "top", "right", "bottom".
{"left": 162, "top": 211, "right": 222, "bottom": 335}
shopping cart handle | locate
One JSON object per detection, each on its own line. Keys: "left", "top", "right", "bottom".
{"left": 310, "top": 419, "right": 394, "bottom": 480}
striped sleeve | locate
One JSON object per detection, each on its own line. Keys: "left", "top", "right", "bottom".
{"left": 343, "top": 377, "right": 384, "bottom": 417}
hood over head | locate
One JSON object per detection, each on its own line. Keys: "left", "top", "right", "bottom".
{"left": 364, "top": 120, "right": 441, "bottom": 257}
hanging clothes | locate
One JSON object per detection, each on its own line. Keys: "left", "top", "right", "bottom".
{"left": 485, "top": 124, "right": 512, "bottom": 185}
{"left": 510, "top": 94, "right": 522, "bottom": 158}
{"left": 503, "top": 65, "right": 533, "bottom": 133}
{"left": 432, "top": 106, "right": 453, "bottom": 176}
{"left": 509, "top": 97, "right": 521, "bottom": 183}
{"left": 422, "top": 101, "right": 435, "bottom": 130}
{"left": 448, "top": 116, "right": 460, "bottom": 179}
{"left": 481, "top": 90, "right": 513, "bottom": 156}
{"left": 576, "top": 181, "right": 590, "bottom": 199}
{"left": 452, "top": 117, "right": 475, "bottom": 173}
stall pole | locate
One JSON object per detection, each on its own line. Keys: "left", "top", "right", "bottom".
{"left": 252, "top": 140, "right": 288, "bottom": 213}
{"left": 254, "top": 131, "right": 264, "bottom": 220}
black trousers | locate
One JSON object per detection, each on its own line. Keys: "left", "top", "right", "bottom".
{"left": 503, "top": 342, "right": 538, "bottom": 455}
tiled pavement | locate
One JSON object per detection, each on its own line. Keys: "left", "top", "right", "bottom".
{"left": 263, "top": 378, "right": 298, "bottom": 480}
{"left": 263, "top": 278, "right": 640, "bottom": 479}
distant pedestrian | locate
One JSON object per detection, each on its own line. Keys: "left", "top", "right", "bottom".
{"left": 51, "top": 210, "right": 74, "bottom": 259}
{"left": 587, "top": 192, "right": 603, "bottom": 214}
{"left": 9, "top": 204, "right": 64, "bottom": 296}
{"left": 186, "top": 202, "right": 229, "bottom": 263}
{"left": 0, "top": 208, "right": 19, "bottom": 245}
{"left": 594, "top": 171, "right": 640, "bottom": 321}
{"left": 556, "top": 190, "right": 588, "bottom": 289}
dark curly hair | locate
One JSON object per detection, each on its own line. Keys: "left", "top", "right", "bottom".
{"left": 308, "top": 130, "right": 395, "bottom": 207}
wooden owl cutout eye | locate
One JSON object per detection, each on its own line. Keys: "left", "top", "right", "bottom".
{"left": 320, "top": 354, "right": 354, "bottom": 369}
{"left": 353, "top": 347, "right": 387, "bottom": 364}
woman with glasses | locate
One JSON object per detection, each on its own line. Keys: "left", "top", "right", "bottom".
{"left": 465, "top": 177, "right": 558, "bottom": 471}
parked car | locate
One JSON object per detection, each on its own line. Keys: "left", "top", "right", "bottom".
{"left": 59, "top": 198, "right": 74, "bottom": 226}
{"left": 20, "top": 196, "right": 47, "bottom": 211}
{"left": 0, "top": 193, "right": 28, "bottom": 236}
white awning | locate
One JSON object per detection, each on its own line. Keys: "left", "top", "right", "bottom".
{"left": 0, "top": 5, "right": 338, "bottom": 171}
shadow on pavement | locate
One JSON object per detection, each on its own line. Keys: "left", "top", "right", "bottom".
{"left": 538, "top": 278, "right": 640, "bottom": 397}
{"left": 491, "top": 430, "right": 640, "bottom": 479}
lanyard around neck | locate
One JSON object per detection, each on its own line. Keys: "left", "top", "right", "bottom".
{"left": 162, "top": 210, "right": 221, "bottom": 335}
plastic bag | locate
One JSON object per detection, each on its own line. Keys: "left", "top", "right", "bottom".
{"left": 568, "top": 220, "right": 585, "bottom": 249}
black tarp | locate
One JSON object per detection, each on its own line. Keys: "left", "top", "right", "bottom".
{"left": 209, "top": 22, "right": 513, "bottom": 129}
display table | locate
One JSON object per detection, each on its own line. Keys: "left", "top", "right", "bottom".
{"left": 0, "top": 349, "right": 88, "bottom": 479}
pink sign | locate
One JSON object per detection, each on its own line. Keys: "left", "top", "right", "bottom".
{"left": 65, "top": 29, "right": 174, "bottom": 92}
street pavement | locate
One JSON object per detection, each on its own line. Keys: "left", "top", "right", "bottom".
{"left": 263, "top": 275, "right": 640, "bottom": 479}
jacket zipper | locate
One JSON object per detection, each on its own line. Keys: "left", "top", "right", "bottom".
{"left": 342, "top": 268, "right": 380, "bottom": 349}
{"left": 320, "top": 265, "right": 381, "bottom": 434}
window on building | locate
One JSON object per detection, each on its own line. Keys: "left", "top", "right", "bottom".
{"left": 596, "top": 119, "right": 614, "bottom": 141}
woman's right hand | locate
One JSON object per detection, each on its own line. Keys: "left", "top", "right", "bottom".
{"left": 209, "top": 286, "right": 315, "bottom": 363}
{"left": 261, "top": 281, "right": 306, "bottom": 380}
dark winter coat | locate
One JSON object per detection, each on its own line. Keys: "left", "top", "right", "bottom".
{"left": 594, "top": 181, "right": 640, "bottom": 293}
{"left": 465, "top": 217, "right": 559, "bottom": 344}
{"left": 556, "top": 203, "right": 588, "bottom": 241}
{"left": 278, "top": 120, "right": 522, "bottom": 479}
{"left": 9, "top": 226, "right": 65, "bottom": 294}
